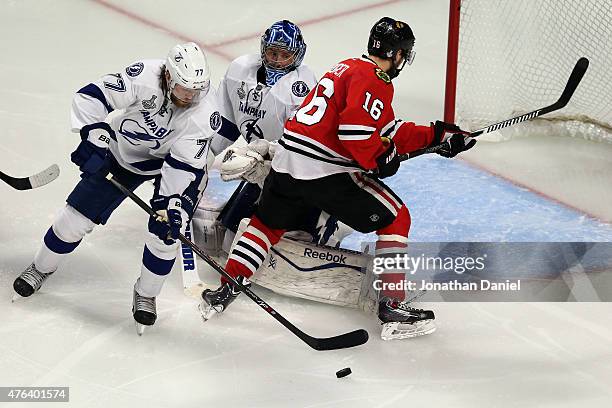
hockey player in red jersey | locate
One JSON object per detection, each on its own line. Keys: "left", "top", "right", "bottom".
{"left": 200, "top": 17, "right": 476, "bottom": 340}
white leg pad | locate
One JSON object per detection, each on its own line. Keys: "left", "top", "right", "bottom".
{"left": 250, "top": 235, "right": 373, "bottom": 308}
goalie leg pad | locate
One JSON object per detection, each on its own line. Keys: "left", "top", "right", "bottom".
{"left": 249, "top": 235, "right": 373, "bottom": 308}
{"left": 192, "top": 201, "right": 227, "bottom": 258}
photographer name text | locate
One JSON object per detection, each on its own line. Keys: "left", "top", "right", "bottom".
{"left": 373, "top": 279, "right": 521, "bottom": 291}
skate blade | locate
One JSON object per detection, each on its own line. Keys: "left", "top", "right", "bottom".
{"left": 197, "top": 302, "right": 219, "bottom": 322}
{"left": 11, "top": 293, "right": 23, "bottom": 303}
{"left": 380, "top": 320, "right": 437, "bottom": 341}
{"left": 135, "top": 322, "right": 146, "bottom": 336}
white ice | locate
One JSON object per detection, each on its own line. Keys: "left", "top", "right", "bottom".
{"left": 1, "top": 1, "right": 612, "bottom": 407}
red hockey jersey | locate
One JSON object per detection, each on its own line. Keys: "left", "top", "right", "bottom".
{"left": 272, "top": 57, "right": 434, "bottom": 179}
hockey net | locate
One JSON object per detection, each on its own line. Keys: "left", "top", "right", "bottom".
{"left": 445, "top": 0, "right": 612, "bottom": 143}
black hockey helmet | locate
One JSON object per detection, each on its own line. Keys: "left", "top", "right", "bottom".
{"left": 367, "top": 17, "right": 415, "bottom": 78}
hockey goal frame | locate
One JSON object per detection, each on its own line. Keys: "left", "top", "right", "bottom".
{"left": 443, "top": 0, "right": 461, "bottom": 124}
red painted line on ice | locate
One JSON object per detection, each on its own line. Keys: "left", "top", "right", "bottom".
{"left": 91, "top": 0, "right": 403, "bottom": 60}
{"left": 208, "top": 0, "right": 404, "bottom": 48}
{"left": 459, "top": 157, "right": 611, "bottom": 224}
{"left": 90, "top": 0, "right": 235, "bottom": 61}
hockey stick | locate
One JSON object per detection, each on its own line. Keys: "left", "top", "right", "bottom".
{"left": 0, "top": 164, "right": 60, "bottom": 190}
{"left": 399, "top": 57, "right": 590, "bottom": 161}
{"left": 107, "top": 174, "right": 369, "bottom": 351}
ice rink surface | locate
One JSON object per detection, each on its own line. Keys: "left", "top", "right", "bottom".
{"left": 1, "top": 0, "right": 612, "bottom": 407}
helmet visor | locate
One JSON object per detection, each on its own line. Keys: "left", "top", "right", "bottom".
{"left": 404, "top": 49, "right": 416, "bottom": 66}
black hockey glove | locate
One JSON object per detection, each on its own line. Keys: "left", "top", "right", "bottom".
{"left": 431, "top": 120, "right": 475, "bottom": 158}
{"left": 375, "top": 139, "right": 400, "bottom": 179}
{"left": 437, "top": 134, "right": 477, "bottom": 158}
{"left": 148, "top": 194, "right": 184, "bottom": 245}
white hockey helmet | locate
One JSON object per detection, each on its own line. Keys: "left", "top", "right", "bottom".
{"left": 165, "top": 42, "right": 210, "bottom": 98}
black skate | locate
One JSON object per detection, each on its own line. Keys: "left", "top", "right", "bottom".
{"left": 13, "top": 263, "right": 54, "bottom": 300}
{"left": 132, "top": 281, "right": 157, "bottom": 336}
{"left": 378, "top": 297, "right": 436, "bottom": 340}
{"left": 198, "top": 276, "right": 250, "bottom": 322}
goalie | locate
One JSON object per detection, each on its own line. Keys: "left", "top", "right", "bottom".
{"left": 199, "top": 20, "right": 352, "bottom": 259}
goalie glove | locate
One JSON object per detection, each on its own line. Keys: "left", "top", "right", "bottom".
{"left": 220, "top": 138, "right": 273, "bottom": 186}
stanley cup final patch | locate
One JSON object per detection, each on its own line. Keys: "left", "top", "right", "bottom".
{"left": 292, "top": 81, "right": 310, "bottom": 97}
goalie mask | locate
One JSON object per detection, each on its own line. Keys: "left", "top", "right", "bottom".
{"left": 165, "top": 42, "right": 211, "bottom": 108}
{"left": 368, "top": 17, "right": 416, "bottom": 79}
{"left": 260, "top": 20, "right": 307, "bottom": 86}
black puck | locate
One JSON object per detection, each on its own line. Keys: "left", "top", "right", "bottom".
{"left": 336, "top": 367, "right": 352, "bottom": 378}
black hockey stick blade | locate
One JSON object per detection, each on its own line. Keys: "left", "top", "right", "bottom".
{"left": 303, "top": 328, "right": 369, "bottom": 351}
{"left": 542, "top": 57, "right": 589, "bottom": 113}
{"left": 239, "top": 285, "right": 369, "bottom": 351}
{"left": 106, "top": 174, "right": 369, "bottom": 351}
{"left": 471, "top": 56, "right": 589, "bottom": 137}
{"left": 0, "top": 164, "right": 60, "bottom": 190}
{"left": 399, "top": 57, "right": 589, "bottom": 161}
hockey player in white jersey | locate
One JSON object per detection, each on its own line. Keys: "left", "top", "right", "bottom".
{"left": 13, "top": 43, "right": 220, "bottom": 334}
{"left": 204, "top": 20, "right": 348, "bottom": 256}
{"left": 212, "top": 20, "right": 316, "bottom": 151}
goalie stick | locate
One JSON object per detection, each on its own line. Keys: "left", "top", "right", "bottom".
{"left": 400, "top": 57, "right": 590, "bottom": 162}
{"left": 107, "top": 174, "right": 369, "bottom": 351}
{"left": 0, "top": 164, "right": 60, "bottom": 190}
{"left": 178, "top": 220, "right": 206, "bottom": 298}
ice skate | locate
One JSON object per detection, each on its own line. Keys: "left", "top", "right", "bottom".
{"left": 378, "top": 297, "right": 436, "bottom": 340}
{"left": 12, "top": 263, "right": 54, "bottom": 301}
{"left": 198, "top": 276, "right": 250, "bottom": 322}
{"left": 132, "top": 282, "right": 157, "bottom": 336}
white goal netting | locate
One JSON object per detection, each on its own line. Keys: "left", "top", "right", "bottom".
{"left": 454, "top": 0, "right": 612, "bottom": 143}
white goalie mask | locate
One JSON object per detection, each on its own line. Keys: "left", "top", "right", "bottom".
{"left": 165, "top": 42, "right": 211, "bottom": 107}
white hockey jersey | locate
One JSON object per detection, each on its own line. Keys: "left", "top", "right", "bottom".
{"left": 211, "top": 54, "right": 317, "bottom": 154}
{"left": 71, "top": 59, "right": 220, "bottom": 198}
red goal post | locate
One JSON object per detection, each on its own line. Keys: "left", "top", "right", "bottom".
{"left": 443, "top": 0, "right": 612, "bottom": 143}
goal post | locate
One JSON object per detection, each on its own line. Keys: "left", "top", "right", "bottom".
{"left": 443, "top": 0, "right": 612, "bottom": 143}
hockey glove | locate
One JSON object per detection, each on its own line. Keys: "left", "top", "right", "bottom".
{"left": 431, "top": 120, "right": 476, "bottom": 158}
{"left": 437, "top": 133, "right": 477, "bottom": 158}
{"left": 375, "top": 138, "right": 400, "bottom": 179}
{"left": 148, "top": 195, "right": 184, "bottom": 245}
{"left": 71, "top": 122, "right": 114, "bottom": 175}
{"left": 220, "top": 138, "right": 273, "bottom": 186}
